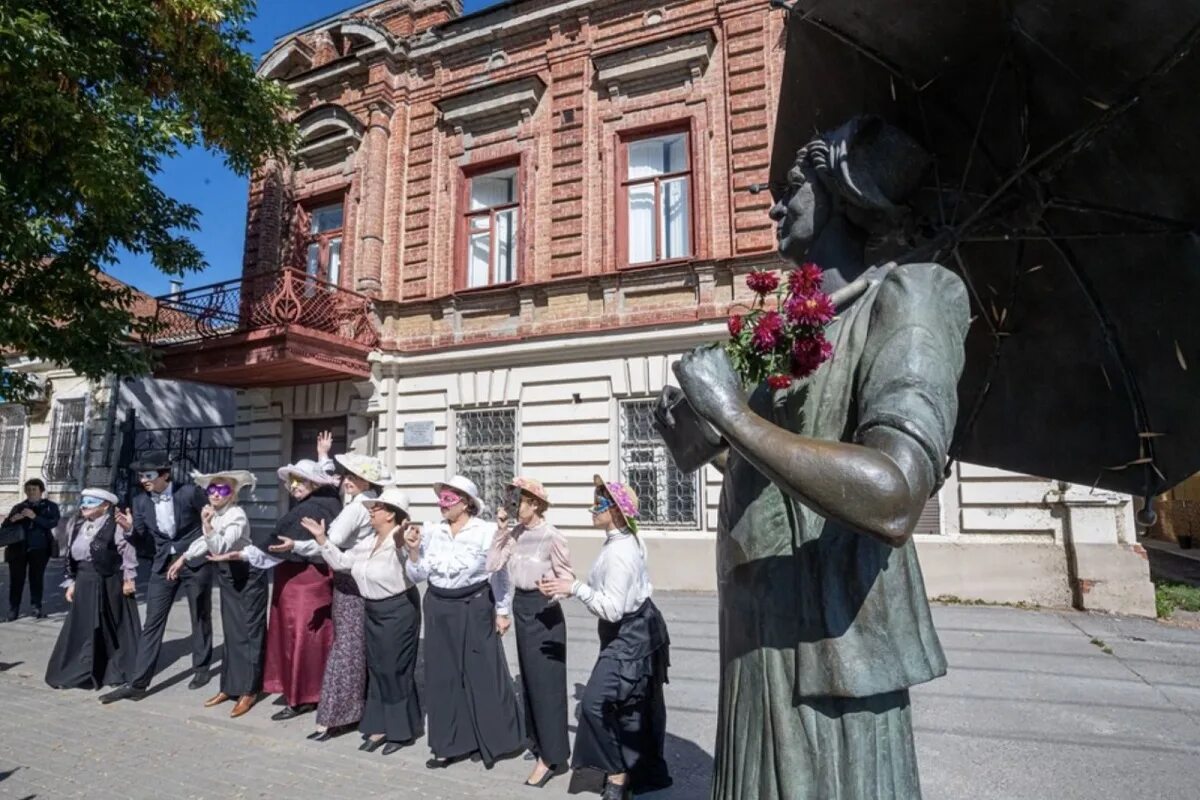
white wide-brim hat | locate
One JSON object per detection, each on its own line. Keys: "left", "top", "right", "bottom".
{"left": 191, "top": 469, "right": 257, "bottom": 493}
{"left": 81, "top": 488, "right": 118, "bottom": 506}
{"left": 277, "top": 459, "right": 340, "bottom": 487}
{"left": 360, "top": 486, "right": 412, "bottom": 514}
{"left": 334, "top": 453, "right": 393, "bottom": 486}
{"left": 433, "top": 475, "right": 485, "bottom": 514}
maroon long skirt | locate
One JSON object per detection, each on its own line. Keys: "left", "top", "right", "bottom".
{"left": 262, "top": 561, "right": 334, "bottom": 707}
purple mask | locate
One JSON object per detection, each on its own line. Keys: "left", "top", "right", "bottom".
{"left": 438, "top": 490, "right": 464, "bottom": 509}
{"left": 206, "top": 484, "right": 234, "bottom": 498}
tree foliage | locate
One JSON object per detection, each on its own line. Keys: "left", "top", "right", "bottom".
{"left": 0, "top": 0, "right": 295, "bottom": 398}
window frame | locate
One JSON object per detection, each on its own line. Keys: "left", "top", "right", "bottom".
{"left": 617, "top": 397, "right": 700, "bottom": 530}
{"left": 43, "top": 397, "right": 87, "bottom": 484}
{"left": 616, "top": 122, "right": 696, "bottom": 269}
{"left": 452, "top": 406, "right": 519, "bottom": 520}
{"left": 303, "top": 196, "right": 346, "bottom": 288}
{"left": 0, "top": 404, "right": 27, "bottom": 485}
{"left": 457, "top": 158, "right": 524, "bottom": 293}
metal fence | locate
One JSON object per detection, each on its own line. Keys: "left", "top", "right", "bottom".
{"left": 114, "top": 424, "right": 235, "bottom": 501}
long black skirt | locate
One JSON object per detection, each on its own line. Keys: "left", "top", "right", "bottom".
{"left": 45, "top": 563, "right": 142, "bottom": 690}
{"left": 217, "top": 561, "right": 268, "bottom": 697}
{"left": 424, "top": 580, "right": 524, "bottom": 766}
{"left": 361, "top": 586, "right": 422, "bottom": 742}
{"left": 573, "top": 598, "right": 672, "bottom": 792}
{"left": 513, "top": 588, "right": 570, "bottom": 766}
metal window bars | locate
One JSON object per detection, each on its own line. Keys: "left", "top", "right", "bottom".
{"left": 43, "top": 399, "right": 86, "bottom": 483}
{"left": 455, "top": 408, "right": 517, "bottom": 521}
{"left": 619, "top": 399, "right": 699, "bottom": 529}
{"left": 0, "top": 405, "right": 26, "bottom": 484}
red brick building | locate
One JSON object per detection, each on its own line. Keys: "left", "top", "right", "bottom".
{"left": 151, "top": 0, "right": 1153, "bottom": 609}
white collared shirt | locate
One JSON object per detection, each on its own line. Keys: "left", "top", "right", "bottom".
{"left": 292, "top": 490, "right": 375, "bottom": 559}
{"left": 182, "top": 505, "right": 250, "bottom": 560}
{"left": 572, "top": 527, "right": 653, "bottom": 623}
{"left": 405, "top": 515, "right": 511, "bottom": 614}
{"left": 153, "top": 485, "right": 177, "bottom": 552}
{"left": 319, "top": 526, "right": 414, "bottom": 600}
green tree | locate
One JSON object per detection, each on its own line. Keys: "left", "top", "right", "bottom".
{"left": 0, "top": 0, "right": 295, "bottom": 398}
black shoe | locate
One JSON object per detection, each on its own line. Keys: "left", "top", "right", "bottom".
{"left": 187, "top": 670, "right": 212, "bottom": 690}
{"left": 425, "top": 753, "right": 471, "bottom": 769}
{"left": 307, "top": 725, "right": 350, "bottom": 742}
{"left": 99, "top": 684, "right": 146, "bottom": 704}
{"left": 381, "top": 740, "right": 413, "bottom": 755}
{"left": 5, "top": 611, "right": 17, "bottom": 622}
{"left": 32, "top": 606, "right": 44, "bottom": 619}
{"left": 359, "top": 737, "right": 385, "bottom": 753}
{"left": 270, "top": 703, "right": 315, "bottom": 721}
{"left": 601, "top": 781, "right": 631, "bottom": 800}
{"left": 525, "top": 764, "right": 569, "bottom": 788}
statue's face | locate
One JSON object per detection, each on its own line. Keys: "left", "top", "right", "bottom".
{"left": 768, "top": 160, "right": 830, "bottom": 263}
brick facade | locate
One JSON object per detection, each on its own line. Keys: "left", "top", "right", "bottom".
{"left": 246, "top": 0, "right": 787, "bottom": 353}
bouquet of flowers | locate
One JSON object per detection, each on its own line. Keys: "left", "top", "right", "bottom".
{"left": 726, "top": 263, "right": 835, "bottom": 390}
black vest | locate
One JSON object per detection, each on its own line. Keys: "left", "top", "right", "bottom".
{"left": 68, "top": 514, "right": 122, "bottom": 578}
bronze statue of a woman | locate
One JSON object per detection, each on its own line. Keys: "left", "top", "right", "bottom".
{"left": 659, "top": 116, "right": 970, "bottom": 799}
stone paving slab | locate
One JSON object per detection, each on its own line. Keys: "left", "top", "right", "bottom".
{"left": 0, "top": 568, "right": 1198, "bottom": 799}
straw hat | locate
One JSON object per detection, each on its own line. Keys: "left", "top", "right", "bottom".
{"left": 277, "top": 459, "right": 340, "bottom": 487}
{"left": 334, "top": 453, "right": 393, "bottom": 486}
{"left": 509, "top": 476, "right": 550, "bottom": 506}
{"left": 593, "top": 474, "right": 641, "bottom": 533}
{"left": 360, "top": 486, "right": 412, "bottom": 514}
{"left": 191, "top": 469, "right": 257, "bottom": 493}
{"left": 433, "top": 475, "right": 486, "bottom": 514}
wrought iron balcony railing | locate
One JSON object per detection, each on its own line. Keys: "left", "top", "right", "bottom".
{"left": 151, "top": 268, "right": 379, "bottom": 348}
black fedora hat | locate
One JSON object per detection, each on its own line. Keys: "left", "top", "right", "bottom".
{"left": 130, "top": 451, "right": 173, "bottom": 472}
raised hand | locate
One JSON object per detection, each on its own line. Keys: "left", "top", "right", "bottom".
{"left": 268, "top": 536, "right": 295, "bottom": 554}
{"left": 299, "top": 517, "right": 326, "bottom": 544}
{"left": 201, "top": 505, "right": 216, "bottom": 525}
{"left": 402, "top": 524, "right": 422, "bottom": 557}
{"left": 316, "top": 430, "right": 334, "bottom": 460}
{"left": 114, "top": 507, "right": 133, "bottom": 530}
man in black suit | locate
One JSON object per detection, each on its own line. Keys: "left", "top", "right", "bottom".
{"left": 100, "top": 453, "right": 214, "bottom": 702}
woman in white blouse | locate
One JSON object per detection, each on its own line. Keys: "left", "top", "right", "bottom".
{"left": 166, "top": 470, "right": 262, "bottom": 719}
{"left": 308, "top": 485, "right": 421, "bottom": 755}
{"left": 294, "top": 433, "right": 389, "bottom": 742}
{"left": 402, "top": 475, "right": 523, "bottom": 770}
{"left": 538, "top": 476, "right": 673, "bottom": 800}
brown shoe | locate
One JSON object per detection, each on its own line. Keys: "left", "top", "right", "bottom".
{"left": 203, "top": 692, "right": 230, "bottom": 708}
{"left": 230, "top": 695, "right": 256, "bottom": 718}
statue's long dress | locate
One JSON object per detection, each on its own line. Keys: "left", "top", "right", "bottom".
{"left": 712, "top": 264, "right": 970, "bottom": 800}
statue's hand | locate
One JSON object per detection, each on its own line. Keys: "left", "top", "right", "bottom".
{"left": 674, "top": 346, "right": 745, "bottom": 427}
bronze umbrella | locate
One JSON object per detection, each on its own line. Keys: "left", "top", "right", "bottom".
{"left": 765, "top": 0, "right": 1200, "bottom": 513}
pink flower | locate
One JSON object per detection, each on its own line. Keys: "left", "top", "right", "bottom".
{"left": 746, "top": 270, "right": 780, "bottom": 295}
{"left": 728, "top": 314, "right": 743, "bottom": 337}
{"left": 784, "top": 292, "right": 836, "bottom": 327}
{"left": 788, "top": 263, "right": 823, "bottom": 296}
{"left": 751, "top": 310, "right": 784, "bottom": 352}
{"left": 791, "top": 333, "right": 834, "bottom": 377}
{"left": 767, "top": 374, "right": 792, "bottom": 390}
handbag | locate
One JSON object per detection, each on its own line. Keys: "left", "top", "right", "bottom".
{"left": 0, "top": 522, "right": 24, "bottom": 549}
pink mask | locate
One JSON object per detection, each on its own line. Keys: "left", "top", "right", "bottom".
{"left": 438, "top": 490, "right": 464, "bottom": 509}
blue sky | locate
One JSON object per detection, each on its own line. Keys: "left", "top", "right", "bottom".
{"left": 109, "top": 0, "right": 500, "bottom": 297}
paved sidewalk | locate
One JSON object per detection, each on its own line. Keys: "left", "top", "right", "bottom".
{"left": 0, "top": 568, "right": 1198, "bottom": 799}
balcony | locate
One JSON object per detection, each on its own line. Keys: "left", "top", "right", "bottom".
{"left": 150, "top": 268, "right": 379, "bottom": 387}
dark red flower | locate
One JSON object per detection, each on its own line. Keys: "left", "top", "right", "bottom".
{"left": 751, "top": 310, "right": 784, "bottom": 352}
{"left": 727, "top": 314, "right": 743, "bottom": 337}
{"left": 790, "top": 333, "right": 834, "bottom": 377}
{"left": 788, "top": 262, "right": 823, "bottom": 296}
{"left": 784, "top": 291, "right": 836, "bottom": 327}
{"left": 746, "top": 270, "right": 780, "bottom": 295}
{"left": 767, "top": 374, "right": 792, "bottom": 390}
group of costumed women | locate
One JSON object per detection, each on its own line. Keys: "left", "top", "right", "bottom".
{"left": 42, "top": 436, "right": 671, "bottom": 799}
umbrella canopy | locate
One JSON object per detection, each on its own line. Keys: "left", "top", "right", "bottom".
{"left": 767, "top": 0, "right": 1200, "bottom": 502}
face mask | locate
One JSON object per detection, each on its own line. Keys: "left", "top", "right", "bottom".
{"left": 137, "top": 471, "right": 159, "bottom": 482}
{"left": 207, "top": 484, "right": 234, "bottom": 498}
{"left": 80, "top": 497, "right": 104, "bottom": 510}
{"left": 590, "top": 496, "right": 615, "bottom": 516}
{"left": 438, "top": 490, "right": 464, "bottom": 509}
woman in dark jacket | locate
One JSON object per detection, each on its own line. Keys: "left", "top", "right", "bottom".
{"left": 219, "top": 459, "right": 342, "bottom": 720}
{"left": 45, "top": 488, "right": 141, "bottom": 689}
{"left": 5, "top": 478, "right": 61, "bottom": 620}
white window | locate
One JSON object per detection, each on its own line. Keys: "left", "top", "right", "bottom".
{"left": 464, "top": 166, "right": 519, "bottom": 288}
{"left": 0, "top": 405, "right": 26, "bottom": 484}
{"left": 305, "top": 202, "right": 344, "bottom": 286}
{"left": 619, "top": 399, "right": 699, "bottom": 528}
{"left": 624, "top": 132, "right": 691, "bottom": 265}
{"left": 43, "top": 398, "right": 86, "bottom": 483}
{"left": 455, "top": 408, "right": 517, "bottom": 518}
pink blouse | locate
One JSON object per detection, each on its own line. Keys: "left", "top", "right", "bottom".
{"left": 487, "top": 520, "right": 574, "bottom": 592}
